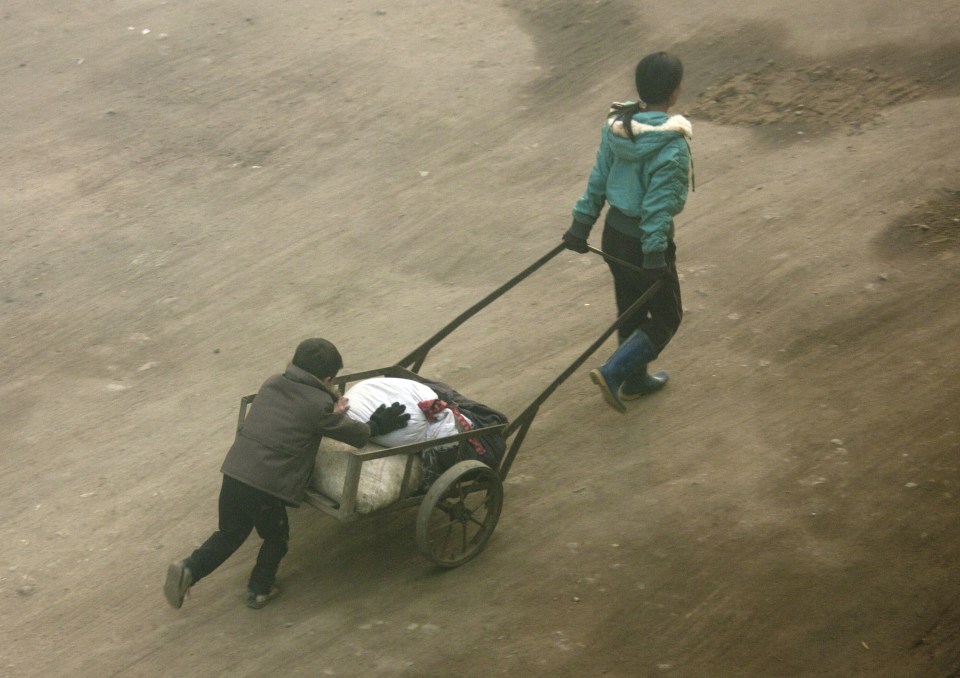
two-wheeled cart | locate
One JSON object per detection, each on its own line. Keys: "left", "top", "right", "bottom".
{"left": 237, "top": 243, "right": 660, "bottom": 568}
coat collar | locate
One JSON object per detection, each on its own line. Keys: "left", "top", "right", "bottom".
{"left": 283, "top": 363, "right": 341, "bottom": 398}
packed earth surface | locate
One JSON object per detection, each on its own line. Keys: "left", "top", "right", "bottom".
{"left": 2, "top": 1, "right": 959, "bottom": 677}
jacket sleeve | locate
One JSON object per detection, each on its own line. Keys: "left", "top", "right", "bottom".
{"left": 638, "top": 139, "right": 690, "bottom": 268}
{"left": 317, "top": 410, "right": 371, "bottom": 449}
{"left": 570, "top": 126, "right": 615, "bottom": 234}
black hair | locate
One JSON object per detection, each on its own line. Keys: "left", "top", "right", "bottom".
{"left": 612, "top": 52, "right": 684, "bottom": 142}
{"left": 634, "top": 51, "right": 684, "bottom": 106}
{"left": 292, "top": 338, "right": 343, "bottom": 380}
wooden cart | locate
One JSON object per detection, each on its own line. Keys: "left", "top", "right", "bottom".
{"left": 237, "top": 243, "right": 660, "bottom": 568}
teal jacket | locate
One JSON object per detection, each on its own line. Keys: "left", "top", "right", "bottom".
{"left": 570, "top": 110, "right": 692, "bottom": 269}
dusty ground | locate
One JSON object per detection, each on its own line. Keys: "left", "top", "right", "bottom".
{"left": 2, "top": 1, "right": 959, "bottom": 676}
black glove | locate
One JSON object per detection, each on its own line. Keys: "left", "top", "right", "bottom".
{"left": 562, "top": 230, "right": 589, "bottom": 254}
{"left": 642, "top": 265, "right": 668, "bottom": 287}
{"left": 367, "top": 402, "right": 411, "bottom": 437}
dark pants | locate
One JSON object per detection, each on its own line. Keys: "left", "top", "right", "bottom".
{"left": 185, "top": 474, "right": 289, "bottom": 596}
{"left": 601, "top": 224, "right": 683, "bottom": 353}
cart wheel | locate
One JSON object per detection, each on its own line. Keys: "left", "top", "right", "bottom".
{"left": 416, "top": 460, "right": 503, "bottom": 568}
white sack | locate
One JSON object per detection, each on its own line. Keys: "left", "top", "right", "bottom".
{"left": 343, "top": 377, "right": 460, "bottom": 447}
{"left": 312, "top": 437, "right": 422, "bottom": 514}
{"left": 310, "top": 377, "right": 462, "bottom": 513}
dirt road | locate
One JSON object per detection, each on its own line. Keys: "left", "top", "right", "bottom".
{"left": 2, "top": 1, "right": 959, "bottom": 676}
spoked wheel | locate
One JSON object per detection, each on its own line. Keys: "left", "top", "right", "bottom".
{"left": 416, "top": 460, "right": 504, "bottom": 568}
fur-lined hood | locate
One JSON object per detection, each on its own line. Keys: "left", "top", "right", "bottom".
{"left": 608, "top": 113, "right": 692, "bottom": 140}
{"left": 599, "top": 110, "right": 692, "bottom": 166}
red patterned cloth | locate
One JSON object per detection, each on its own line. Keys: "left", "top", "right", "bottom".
{"left": 418, "top": 399, "right": 485, "bottom": 458}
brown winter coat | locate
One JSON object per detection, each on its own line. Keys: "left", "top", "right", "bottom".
{"left": 220, "top": 364, "right": 370, "bottom": 506}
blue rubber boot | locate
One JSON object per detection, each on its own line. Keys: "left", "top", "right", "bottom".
{"left": 590, "top": 330, "right": 658, "bottom": 413}
{"left": 619, "top": 368, "right": 669, "bottom": 401}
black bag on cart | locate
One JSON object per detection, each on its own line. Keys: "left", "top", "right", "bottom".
{"left": 416, "top": 378, "right": 508, "bottom": 487}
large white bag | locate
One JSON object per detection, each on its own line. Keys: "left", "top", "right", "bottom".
{"left": 342, "top": 377, "right": 460, "bottom": 447}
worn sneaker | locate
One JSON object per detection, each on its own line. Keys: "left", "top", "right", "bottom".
{"left": 164, "top": 561, "right": 193, "bottom": 609}
{"left": 246, "top": 585, "right": 281, "bottom": 609}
